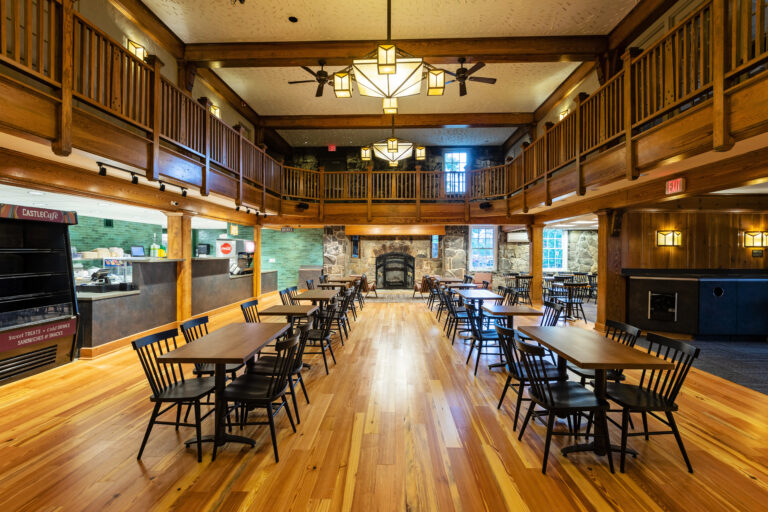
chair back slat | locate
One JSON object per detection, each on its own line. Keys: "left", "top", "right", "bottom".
{"left": 132, "top": 328, "right": 185, "bottom": 398}
{"left": 265, "top": 333, "right": 300, "bottom": 397}
{"left": 241, "top": 299, "right": 261, "bottom": 323}
{"left": 279, "top": 288, "right": 291, "bottom": 305}
{"left": 638, "top": 333, "right": 700, "bottom": 405}
{"left": 515, "top": 337, "right": 556, "bottom": 405}
{"left": 495, "top": 325, "right": 523, "bottom": 379}
{"left": 180, "top": 316, "right": 211, "bottom": 374}
{"left": 306, "top": 279, "right": 315, "bottom": 290}
{"left": 540, "top": 301, "right": 564, "bottom": 326}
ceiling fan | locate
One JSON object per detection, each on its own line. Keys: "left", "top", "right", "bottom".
{"left": 446, "top": 58, "right": 497, "bottom": 96}
{"left": 288, "top": 60, "right": 331, "bottom": 97}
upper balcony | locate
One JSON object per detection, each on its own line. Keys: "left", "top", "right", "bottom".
{"left": 2, "top": 0, "right": 768, "bottom": 224}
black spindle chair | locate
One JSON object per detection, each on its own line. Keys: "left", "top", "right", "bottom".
{"left": 279, "top": 288, "right": 292, "bottom": 305}
{"left": 567, "top": 320, "right": 640, "bottom": 385}
{"left": 606, "top": 333, "right": 700, "bottom": 473}
{"left": 180, "top": 316, "right": 243, "bottom": 379}
{"left": 465, "top": 303, "right": 502, "bottom": 375}
{"left": 306, "top": 279, "right": 315, "bottom": 290}
{"left": 217, "top": 333, "right": 299, "bottom": 462}
{"left": 132, "top": 329, "right": 215, "bottom": 462}
{"left": 305, "top": 300, "right": 338, "bottom": 374}
{"left": 513, "top": 275, "right": 533, "bottom": 305}
{"left": 516, "top": 338, "right": 614, "bottom": 474}
{"left": 240, "top": 299, "right": 261, "bottom": 323}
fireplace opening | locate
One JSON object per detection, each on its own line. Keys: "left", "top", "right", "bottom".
{"left": 376, "top": 253, "right": 415, "bottom": 289}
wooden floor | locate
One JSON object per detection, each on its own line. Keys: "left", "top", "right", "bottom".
{"left": 2, "top": 297, "right": 768, "bottom": 511}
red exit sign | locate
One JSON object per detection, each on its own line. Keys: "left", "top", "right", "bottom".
{"left": 328, "top": 145, "right": 336, "bottom": 152}
{"left": 665, "top": 177, "right": 686, "bottom": 195}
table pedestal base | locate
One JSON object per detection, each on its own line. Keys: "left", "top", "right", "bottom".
{"left": 184, "top": 433, "right": 256, "bottom": 448}
{"left": 562, "top": 443, "right": 637, "bottom": 458}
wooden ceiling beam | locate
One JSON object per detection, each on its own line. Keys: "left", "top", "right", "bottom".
{"left": 184, "top": 36, "right": 608, "bottom": 67}
{"left": 261, "top": 113, "right": 534, "bottom": 130}
{"left": 107, "top": 0, "right": 185, "bottom": 59}
{"left": 534, "top": 61, "right": 595, "bottom": 122}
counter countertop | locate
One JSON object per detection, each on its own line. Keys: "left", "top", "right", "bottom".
{"left": 622, "top": 268, "right": 768, "bottom": 278}
{"left": 76, "top": 290, "right": 142, "bottom": 301}
{"left": 192, "top": 257, "right": 231, "bottom": 261}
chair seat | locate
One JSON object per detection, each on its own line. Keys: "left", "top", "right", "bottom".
{"left": 566, "top": 362, "right": 624, "bottom": 381}
{"left": 605, "top": 382, "right": 677, "bottom": 412}
{"left": 530, "top": 381, "right": 607, "bottom": 410}
{"left": 223, "top": 373, "right": 287, "bottom": 402}
{"left": 307, "top": 329, "right": 330, "bottom": 341}
{"left": 509, "top": 361, "right": 561, "bottom": 381}
{"left": 250, "top": 355, "right": 302, "bottom": 374}
{"left": 193, "top": 362, "right": 244, "bottom": 376}
{"left": 153, "top": 377, "right": 216, "bottom": 402}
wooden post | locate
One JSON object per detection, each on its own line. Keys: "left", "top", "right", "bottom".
{"left": 575, "top": 92, "right": 588, "bottom": 195}
{"left": 528, "top": 224, "right": 543, "bottom": 302}
{"left": 319, "top": 166, "right": 325, "bottom": 222}
{"left": 544, "top": 123, "right": 553, "bottom": 206}
{"left": 622, "top": 48, "right": 641, "bottom": 180}
{"left": 595, "top": 209, "right": 626, "bottom": 332}
{"left": 177, "top": 59, "right": 196, "bottom": 93}
{"left": 166, "top": 213, "right": 192, "bottom": 322}
{"left": 712, "top": 0, "right": 734, "bottom": 151}
{"left": 261, "top": 151, "right": 267, "bottom": 213}
{"left": 278, "top": 157, "right": 284, "bottom": 216}
{"left": 521, "top": 142, "right": 529, "bottom": 213}
{"left": 464, "top": 170, "right": 470, "bottom": 222}
{"left": 234, "top": 124, "right": 245, "bottom": 206}
{"left": 366, "top": 162, "right": 373, "bottom": 222}
{"left": 52, "top": 0, "right": 73, "bottom": 156}
{"left": 146, "top": 55, "right": 164, "bottom": 182}
{"left": 415, "top": 164, "right": 422, "bottom": 221}
{"left": 253, "top": 225, "right": 262, "bottom": 297}
{"left": 198, "top": 97, "right": 212, "bottom": 196}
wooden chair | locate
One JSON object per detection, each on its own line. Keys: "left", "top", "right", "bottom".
{"left": 279, "top": 288, "right": 292, "bottom": 305}
{"left": 180, "top": 316, "right": 243, "bottom": 379}
{"left": 240, "top": 299, "right": 261, "bottom": 323}
{"left": 217, "top": 333, "right": 299, "bottom": 463}
{"left": 515, "top": 339, "right": 614, "bottom": 474}
{"left": 513, "top": 275, "right": 533, "bottom": 305}
{"left": 442, "top": 288, "right": 470, "bottom": 345}
{"left": 306, "top": 279, "right": 315, "bottom": 290}
{"left": 413, "top": 274, "right": 428, "bottom": 298}
{"left": 558, "top": 282, "right": 589, "bottom": 322}
{"left": 567, "top": 320, "right": 640, "bottom": 385}
{"left": 587, "top": 273, "right": 598, "bottom": 303}
{"left": 463, "top": 274, "right": 474, "bottom": 284}
{"left": 304, "top": 300, "right": 338, "bottom": 374}
{"left": 464, "top": 303, "right": 502, "bottom": 375}
{"left": 132, "top": 328, "right": 215, "bottom": 462}
{"left": 606, "top": 333, "right": 700, "bottom": 473}
{"left": 495, "top": 326, "right": 561, "bottom": 430}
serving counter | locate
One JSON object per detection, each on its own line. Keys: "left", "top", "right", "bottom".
{"left": 191, "top": 258, "right": 253, "bottom": 315}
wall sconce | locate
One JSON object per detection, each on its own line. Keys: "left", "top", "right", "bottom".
{"left": 209, "top": 104, "right": 221, "bottom": 118}
{"left": 744, "top": 231, "right": 768, "bottom": 247}
{"left": 127, "top": 40, "right": 146, "bottom": 60}
{"left": 559, "top": 108, "right": 570, "bottom": 120}
{"left": 656, "top": 230, "right": 682, "bottom": 246}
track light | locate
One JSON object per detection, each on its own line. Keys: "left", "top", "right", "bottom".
{"left": 236, "top": 205, "right": 240, "bottom": 212}
{"left": 246, "top": 208, "right": 251, "bottom": 214}
{"left": 131, "top": 173, "right": 139, "bottom": 185}
{"left": 98, "top": 165, "right": 107, "bottom": 176}
{"left": 181, "top": 188, "right": 187, "bottom": 197}
{"left": 159, "top": 182, "right": 166, "bottom": 192}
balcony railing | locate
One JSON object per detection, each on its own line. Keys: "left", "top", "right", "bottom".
{"left": 1, "top": 0, "right": 766, "bottom": 215}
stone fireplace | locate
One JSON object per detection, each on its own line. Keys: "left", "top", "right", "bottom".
{"left": 376, "top": 253, "right": 415, "bottom": 289}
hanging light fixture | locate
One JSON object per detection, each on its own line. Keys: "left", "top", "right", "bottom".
{"left": 333, "top": 72, "right": 352, "bottom": 98}
{"left": 377, "top": 44, "right": 397, "bottom": 74}
{"left": 364, "top": 116, "right": 416, "bottom": 166}
{"left": 427, "top": 69, "right": 445, "bottom": 96}
{"left": 382, "top": 97, "right": 398, "bottom": 114}
{"left": 360, "top": 146, "right": 372, "bottom": 161}
{"left": 415, "top": 146, "right": 426, "bottom": 160}
{"left": 387, "top": 136, "right": 399, "bottom": 152}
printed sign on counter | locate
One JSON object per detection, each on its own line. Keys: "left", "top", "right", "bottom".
{"left": 0, "top": 318, "right": 77, "bottom": 353}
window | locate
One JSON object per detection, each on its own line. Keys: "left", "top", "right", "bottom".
{"left": 469, "top": 226, "right": 496, "bottom": 271}
{"left": 431, "top": 235, "right": 439, "bottom": 259}
{"left": 351, "top": 235, "right": 360, "bottom": 258}
{"left": 444, "top": 151, "right": 468, "bottom": 194}
{"left": 543, "top": 229, "right": 568, "bottom": 271}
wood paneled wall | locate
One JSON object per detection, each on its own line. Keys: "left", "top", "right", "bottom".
{"left": 621, "top": 211, "right": 768, "bottom": 269}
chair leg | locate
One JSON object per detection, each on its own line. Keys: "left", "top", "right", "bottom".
{"left": 465, "top": 338, "right": 476, "bottom": 365}
{"left": 473, "top": 339, "right": 483, "bottom": 376}
{"left": 174, "top": 403, "right": 183, "bottom": 430}
{"left": 497, "top": 375, "right": 512, "bottom": 409}
{"left": 287, "top": 377, "right": 300, "bottom": 424}
{"left": 320, "top": 345, "right": 330, "bottom": 375}
{"left": 327, "top": 339, "right": 337, "bottom": 364}
{"left": 542, "top": 412, "right": 555, "bottom": 475}
{"left": 297, "top": 372, "right": 310, "bottom": 403}
{"left": 666, "top": 411, "right": 694, "bottom": 473}
{"left": 266, "top": 404, "right": 279, "bottom": 463}
{"left": 282, "top": 396, "right": 297, "bottom": 433}
{"left": 642, "top": 411, "right": 650, "bottom": 441}
{"left": 620, "top": 409, "right": 630, "bottom": 473}
{"left": 512, "top": 381, "right": 527, "bottom": 431}
{"left": 194, "top": 401, "right": 203, "bottom": 463}
{"left": 137, "top": 402, "right": 161, "bottom": 459}
{"left": 518, "top": 402, "right": 535, "bottom": 440}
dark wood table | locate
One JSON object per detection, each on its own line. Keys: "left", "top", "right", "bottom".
{"left": 294, "top": 289, "right": 339, "bottom": 305}
{"left": 317, "top": 282, "right": 349, "bottom": 289}
{"left": 158, "top": 322, "right": 290, "bottom": 459}
{"left": 457, "top": 289, "right": 504, "bottom": 335}
{"left": 326, "top": 277, "right": 358, "bottom": 283}
{"left": 482, "top": 304, "right": 542, "bottom": 328}
{"left": 260, "top": 305, "right": 318, "bottom": 329}
{"left": 446, "top": 283, "right": 477, "bottom": 290}
{"left": 517, "top": 326, "right": 674, "bottom": 459}
{"left": 435, "top": 277, "right": 464, "bottom": 283}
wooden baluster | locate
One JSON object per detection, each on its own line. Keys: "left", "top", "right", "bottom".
{"left": 52, "top": 0, "right": 73, "bottom": 156}
{"left": 146, "top": 55, "right": 163, "bottom": 181}
{"left": 36, "top": 0, "right": 44, "bottom": 75}
{"left": 235, "top": 124, "right": 244, "bottom": 207}
{"left": 1, "top": 0, "right": 7, "bottom": 58}
{"left": 575, "top": 91, "right": 588, "bottom": 195}
{"left": 713, "top": 0, "right": 734, "bottom": 151}
{"left": 25, "top": 0, "right": 32, "bottom": 68}
{"left": 12, "top": 0, "right": 19, "bottom": 62}
{"left": 544, "top": 125, "right": 551, "bottom": 206}
{"left": 198, "top": 96, "right": 212, "bottom": 195}
{"left": 367, "top": 164, "right": 372, "bottom": 222}
{"left": 623, "top": 48, "right": 641, "bottom": 180}
{"left": 521, "top": 141, "right": 529, "bottom": 213}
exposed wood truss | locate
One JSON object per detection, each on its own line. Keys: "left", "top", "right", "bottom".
{"left": 184, "top": 36, "right": 608, "bottom": 68}
{"left": 261, "top": 113, "right": 534, "bottom": 130}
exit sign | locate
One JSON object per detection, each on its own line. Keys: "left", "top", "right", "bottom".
{"left": 281, "top": 227, "right": 294, "bottom": 232}
{"left": 665, "top": 177, "right": 686, "bottom": 195}
{"left": 328, "top": 145, "right": 336, "bottom": 152}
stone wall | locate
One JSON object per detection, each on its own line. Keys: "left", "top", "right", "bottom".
{"left": 496, "top": 229, "right": 530, "bottom": 281}
{"left": 567, "top": 230, "right": 598, "bottom": 273}
{"left": 443, "top": 225, "right": 468, "bottom": 279}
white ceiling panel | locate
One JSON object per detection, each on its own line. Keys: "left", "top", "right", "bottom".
{"left": 142, "top": 0, "right": 638, "bottom": 43}
{"left": 279, "top": 126, "right": 515, "bottom": 147}
{"left": 216, "top": 62, "right": 580, "bottom": 115}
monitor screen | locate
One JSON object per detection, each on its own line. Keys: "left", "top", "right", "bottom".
{"left": 130, "top": 246, "right": 145, "bottom": 257}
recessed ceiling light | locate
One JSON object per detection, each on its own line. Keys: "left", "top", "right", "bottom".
{"left": 27, "top": 190, "right": 45, "bottom": 196}
{"left": 288, "top": 16, "right": 298, "bottom": 23}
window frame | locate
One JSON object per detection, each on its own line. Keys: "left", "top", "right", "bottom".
{"left": 542, "top": 228, "right": 568, "bottom": 272}
{"left": 469, "top": 225, "right": 497, "bottom": 271}
{"left": 351, "top": 235, "right": 360, "bottom": 258}
{"left": 431, "top": 234, "right": 440, "bottom": 259}
{"left": 444, "top": 149, "right": 470, "bottom": 194}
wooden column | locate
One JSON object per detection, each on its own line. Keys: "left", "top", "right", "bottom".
{"left": 528, "top": 224, "right": 543, "bottom": 302}
{"left": 253, "top": 225, "right": 262, "bottom": 298}
{"left": 198, "top": 97, "right": 212, "bottom": 196}
{"left": 521, "top": 142, "right": 529, "bottom": 213}
{"left": 166, "top": 213, "right": 193, "bottom": 322}
{"left": 544, "top": 123, "right": 553, "bottom": 206}
{"left": 146, "top": 55, "right": 164, "bottom": 182}
{"left": 712, "top": 0, "right": 734, "bottom": 151}
{"left": 318, "top": 166, "right": 325, "bottom": 222}
{"left": 366, "top": 163, "right": 373, "bottom": 222}
{"left": 622, "top": 48, "right": 641, "bottom": 180}
{"left": 52, "top": 0, "right": 73, "bottom": 157}
{"left": 595, "top": 209, "right": 626, "bottom": 332}
{"left": 415, "top": 164, "right": 422, "bottom": 221}
{"left": 234, "top": 124, "right": 245, "bottom": 206}
{"left": 575, "top": 92, "right": 588, "bottom": 195}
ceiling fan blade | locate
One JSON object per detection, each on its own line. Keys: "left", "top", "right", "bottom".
{"left": 288, "top": 80, "right": 316, "bottom": 84}
{"left": 301, "top": 66, "right": 318, "bottom": 77}
{"left": 445, "top": 79, "right": 456, "bottom": 85}
{"left": 459, "top": 82, "right": 467, "bottom": 96}
{"left": 466, "top": 62, "right": 485, "bottom": 76}
{"left": 469, "top": 76, "right": 497, "bottom": 84}
{"left": 316, "top": 82, "right": 324, "bottom": 97}
{"left": 444, "top": 69, "right": 456, "bottom": 77}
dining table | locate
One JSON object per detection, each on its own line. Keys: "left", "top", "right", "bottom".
{"left": 517, "top": 326, "right": 674, "bottom": 459}
{"left": 326, "top": 276, "right": 359, "bottom": 284}
{"left": 317, "top": 282, "right": 349, "bottom": 289}
{"left": 482, "top": 304, "right": 542, "bottom": 329}
{"left": 293, "top": 289, "right": 339, "bottom": 306}
{"left": 157, "top": 322, "right": 290, "bottom": 460}
{"left": 260, "top": 305, "right": 318, "bottom": 332}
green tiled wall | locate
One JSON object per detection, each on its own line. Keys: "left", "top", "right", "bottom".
{"left": 261, "top": 228, "right": 323, "bottom": 289}
{"left": 69, "top": 216, "right": 163, "bottom": 254}
{"left": 192, "top": 229, "right": 227, "bottom": 255}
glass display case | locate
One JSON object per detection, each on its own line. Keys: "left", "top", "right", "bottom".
{"left": 75, "top": 258, "right": 136, "bottom": 293}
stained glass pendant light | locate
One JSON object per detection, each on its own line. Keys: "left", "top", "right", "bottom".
{"left": 365, "top": 116, "right": 415, "bottom": 166}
